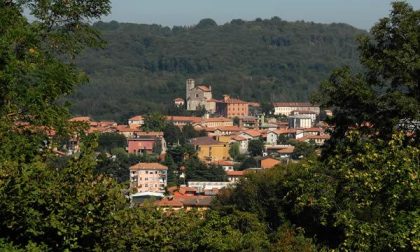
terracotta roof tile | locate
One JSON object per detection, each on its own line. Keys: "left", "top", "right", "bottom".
{"left": 190, "top": 136, "right": 223, "bottom": 146}
{"left": 130, "top": 163, "right": 168, "bottom": 170}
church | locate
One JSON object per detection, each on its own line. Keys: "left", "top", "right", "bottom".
{"left": 185, "top": 79, "right": 216, "bottom": 113}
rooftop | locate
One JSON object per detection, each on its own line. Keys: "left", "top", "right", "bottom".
{"left": 130, "top": 162, "right": 168, "bottom": 170}
{"left": 273, "top": 102, "right": 316, "bottom": 107}
{"left": 190, "top": 136, "right": 223, "bottom": 146}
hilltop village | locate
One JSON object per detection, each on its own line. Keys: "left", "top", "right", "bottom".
{"left": 66, "top": 78, "right": 332, "bottom": 209}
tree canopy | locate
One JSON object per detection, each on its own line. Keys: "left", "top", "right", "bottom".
{"left": 68, "top": 17, "right": 364, "bottom": 121}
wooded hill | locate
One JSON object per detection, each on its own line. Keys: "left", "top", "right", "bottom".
{"left": 69, "top": 17, "right": 365, "bottom": 121}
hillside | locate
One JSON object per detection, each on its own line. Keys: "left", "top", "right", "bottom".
{"left": 69, "top": 17, "right": 366, "bottom": 121}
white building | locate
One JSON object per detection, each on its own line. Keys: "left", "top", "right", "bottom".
{"left": 273, "top": 102, "right": 320, "bottom": 116}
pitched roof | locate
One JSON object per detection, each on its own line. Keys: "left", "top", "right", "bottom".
{"left": 231, "top": 135, "right": 247, "bottom": 141}
{"left": 196, "top": 85, "right": 211, "bottom": 92}
{"left": 181, "top": 196, "right": 213, "bottom": 207}
{"left": 166, "top": 116, "right": 201, "bottom": 123}
{"left": 203, "top": 117, "right": 232, "bottom": 122}
{"left": 214, "top": 160, "right": 235, "bottom": 166}
{"left": 69, "top": 116, "right": 91, "bottom": 122}
{"left": 241, "top": 129, "right": 262, "bottom": 138}
{"left": 190, "top": 136, "right": 223, "bottom": 146}
{"left": 277, "top": 147, "right": 295, "bottom": 154}
{"left": 273, "top": 102, "right": 317, "bottom": 107}
{"left": 226, "top": 170, "right": 245, "bottom": 176}
{"left": 116, "top": 125, "right": 141, "bottom": 132}
{"left": 129, "top": 115, "right": 144, "bottom": 121}
{"left": 154, "top": 197, "right": 184, "bottom": 208}
{"left": 130, "top": 163, "right": 168, "bottom": 170}
{"left": 222, "top": 98, "right": 248, "bottom": 104}
{"left": 134, "top": 131, "right": 164, "bottom": 137}
{"left": 304, "top": 127, "right": 324, "bottom": 132}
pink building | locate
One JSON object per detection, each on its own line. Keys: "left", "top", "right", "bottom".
{"left": 127, "top": 132, "right": 166, "bottom": 154}
{"left": 130, "top": 163, "right": 168, "bottom": 193}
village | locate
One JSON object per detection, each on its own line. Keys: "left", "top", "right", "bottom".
{"left": 66, "top": 78, "right": 332, "bottom": 210}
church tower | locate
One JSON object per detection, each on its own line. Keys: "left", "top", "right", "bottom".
{"left": 186, "top": 79, "right": 195, "bottom": 110}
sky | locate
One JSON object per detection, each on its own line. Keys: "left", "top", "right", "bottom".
{"left": 103, "top": 0, "right": 420, "bottom": 31}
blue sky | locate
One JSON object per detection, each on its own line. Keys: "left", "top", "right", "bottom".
{"left": 103, "top": 0, "right": 420, "bottom": 30}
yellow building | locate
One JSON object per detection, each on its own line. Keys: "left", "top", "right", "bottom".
{"left": 190, "top": 136, "right": 230, "bottom": 162}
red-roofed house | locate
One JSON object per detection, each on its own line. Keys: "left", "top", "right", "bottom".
{"left": 261, "top": 157, "right": 281, "bottom": 169}
{"left": 127, "top": 132, "right": 166, "bottom": 154}
{"left": 174, "top": 97, "right": 185, "bottom": 107}
{"left": 226, "top": 170, "right": 245, "bottom": 183}
{"left": 128, "top": 115, "right": 144, "bottom": 127}
{"left": 273, "top": 102, "right": 320, "bottom": 116}
{"left": 130, "top": 162, "right": 168, "bottom": 193}
{"left": 216, "top": 95, "right": 249, "bottom": 118}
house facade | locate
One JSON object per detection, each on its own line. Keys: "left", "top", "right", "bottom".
{"left": 273, "top": 102, "right": 320, "bottom": 116}
{"left": 186, "top": 79, "right": 216, "bottom": 113}
{"left": 190, "top": 136, "right": 230, "bottom": 162}
{"left": 130, "top": 163, "right": 168, "bottom": 193}
{"left": 127, "top": 132, "right": 166, "bottom": 154}
{"left": 216, "top": 95, "right": 249, "bottom": 118}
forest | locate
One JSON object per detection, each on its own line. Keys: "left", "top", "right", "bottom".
{"left": 68, "top": 17, "right": 365, "bottom": 121}
{"left": 0, "top": 1, "right": 418, "bottom": 251}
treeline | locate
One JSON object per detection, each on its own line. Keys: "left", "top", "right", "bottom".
{"left": 68, "top": 17, "right": 365, "bottom": 121}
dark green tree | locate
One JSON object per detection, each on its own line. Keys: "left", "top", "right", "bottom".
{"left": 163, "top": 122, "right": 182, "bottom": 146}
{"left": 248, "top": 139, "right": 265, "bottom": 156}
{"left": 185, "top": 157, "right": 227, "bottom": 181}
{"left": 260, "top": 101, "right": 275, "bottom": 115}
{"left": 233, "top": 116, "right": 240, "bottom": 126}
{"left": 312, "top": 1, "right": 420, "bottom": 146}
{"left": 229, "top": 142, "right": 240, "bottom": 160}
{"left": 97, "top": 132, "right": 127, "bottom": 152}
{"left": 142, "top": 112, "right": 166, "bottom": 131}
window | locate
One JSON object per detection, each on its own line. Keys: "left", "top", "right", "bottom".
{"left": 145, "top": 184, "right": 148, "bottom": 187}
{"left": 145, "top": 171, "right": 148, "bottom": 174}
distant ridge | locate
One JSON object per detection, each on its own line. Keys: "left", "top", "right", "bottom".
{"left": 70, "top": 17, "right": 365, "bottom": 121}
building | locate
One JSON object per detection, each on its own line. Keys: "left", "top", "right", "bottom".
{"left": 261, "top": 157, "right": 281, "bottom": 169}
{"left": 216, "top": 95, "right": 249, "bottom": 118}
{"left": 128, "top": 115, "right": 144, "bottom": 127}
{"left": 166, "top": 116, "right": 201, "bottom": 127}
{"left": 198, "top": 117, "right": 233, "bottom": 128}
{"left": 230, "top": 135, "right": 249, "bottom": 154}
{"left": 288, "top": 115, "right": 313, "bottom": 129}
{"left": 226, "top": 170, "right": 245, "bottom": 183}
{"left": 130, "top": 163, "right": 168, "bottom": 193}
{"left": 127, "top": 132, "right": 166, "bottom": 154}
{"left": 273, "top": 102, "right": 320, "bottom": 116}
{"left": 186, "top": 79, "right": 216, "bottom": 113}
{"left": 190, "top": 136, "right": 230, "bottom": 162}
{"left": 290, "top": 110, "right": 317, "bottom": 123}
{"left": 174, "top": 97, "right": 185, "bottom": 107}
{"left": 299, "top": 134, "right": 331, "bottom": 146}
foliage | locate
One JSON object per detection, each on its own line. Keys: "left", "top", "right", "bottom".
{"left": 287, "top": 139, "right": 316, "bottom": 159}
{"left": 95, "top": 148, "right": 141, "bottom": 183}
{"left": 68, "top": 18, "right": 364, "bottom": 121}
{"left": 233, "top": 116, "right": 240, "bottom": 126}
{"left": 229, "top": 142, "right": 240, "bottom": 160}
{"left": 97, "top": 132, "right": 127, "bottom": 152}
{"left": 142, "top": 112, "right": 166, "bottom": 131}
{"left": 260, "top": 101, "right": 275, "bottom": 115}
{"left": 238, "top": 156, "right": 258, "bottom": 170}
{"left": 248, "top": 139, "right": 265, "bottom": 156}
{"left": 185, "top": 156, "right": 227, "bottom": 181}
{"left": 163, "top": 122, "right": 182, "bottom": 145}
{"left": 312, "top": 1, "right": 420, "bottom": 146}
